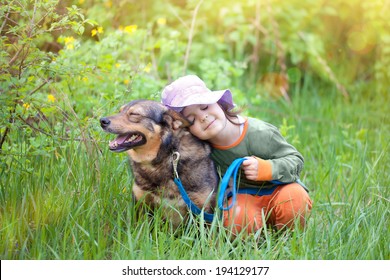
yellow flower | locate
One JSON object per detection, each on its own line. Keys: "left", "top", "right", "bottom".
{"left": 143, "top": 62, "right": 152, "bottom": 73}
{"left": 124, "top": 25, "right": 137, "bottom": 34}
{"left": 66, "top": 44, "right": 74, "bottom": 50}
{"left": 79, "top": 0, "right": 85, "bottom": 4}
{"left": 124, "top": 79, "right": 130, "bottom": 85}
{"left": 64, "top": 36, "right": 75, "bottom": 44}
{"left": 23, "top": 103, "right": 30, "bottom": 110}
{"left": 115, "top": 63, "right": 121, "bottom": 68}
{"left": 47, "top": 94, "right": 56, "bottom": 103}
{"left": 157, "top": 18, "right": 167, "bottom": 26}
{"left": 91, "top": 27, "right": 104, "bottom": 37}
{"left": 63, "top": 36, "right": 75, "bottom": 50}
{"left": 82, "top": 77, "right": 88, "bottom": 82}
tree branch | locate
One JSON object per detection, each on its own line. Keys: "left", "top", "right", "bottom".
{"left": 0, "top": 5, "right": 11, "bottom": 34}
{"left": 28, "top": 78, "right": 52, "bottom": 96}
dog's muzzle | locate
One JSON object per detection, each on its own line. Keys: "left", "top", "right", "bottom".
{"left": 100, "top": 117, "right": 146, "bottom": 152}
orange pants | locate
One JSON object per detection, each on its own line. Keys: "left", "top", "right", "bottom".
{"left": 223, "top": 183, "right": 312, "bottom": 234}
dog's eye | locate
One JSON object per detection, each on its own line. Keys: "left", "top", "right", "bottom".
{"left": 128, "top": 112, "right": 142, "bottom": 122}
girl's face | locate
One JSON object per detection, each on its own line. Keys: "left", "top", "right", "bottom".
{"left": 182, "top": 103, "right": 227, "bottom": 140}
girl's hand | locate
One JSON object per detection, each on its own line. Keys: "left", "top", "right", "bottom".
{"left": 242, "top": 156, "right": 259, "bottom": 181}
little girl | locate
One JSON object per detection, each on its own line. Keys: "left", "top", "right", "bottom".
{"left": 161, "top": 75, "right": 312, "bottom": 234}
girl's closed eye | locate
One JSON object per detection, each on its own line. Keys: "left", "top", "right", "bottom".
{"left": 201, "top": 105, "right": 209, "bottom": 110}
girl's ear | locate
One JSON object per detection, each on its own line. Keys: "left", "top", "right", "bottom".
{"left": 163, "top": 109, "right": 191, "bottom": 130}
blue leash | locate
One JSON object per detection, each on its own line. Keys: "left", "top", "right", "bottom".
{"left": 217, "top": 158, "right": 285, "bottom": 211}
{"left": 173, "top": 155, "right": 290, "bottom": 223}
{"left": 174, "top": 177, "right": 215, "bottom": 222}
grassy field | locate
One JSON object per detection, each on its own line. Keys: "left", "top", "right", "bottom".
{"left": 0, "top": 81, "right": 388, "bottom": 260}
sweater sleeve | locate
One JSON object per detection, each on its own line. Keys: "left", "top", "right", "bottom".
{"left": 248, "top": 121, "right": 304, "bottom": 183}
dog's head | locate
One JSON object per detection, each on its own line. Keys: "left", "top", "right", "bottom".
{"left": 100, "top": 100, "right": 190, "bottom": 153}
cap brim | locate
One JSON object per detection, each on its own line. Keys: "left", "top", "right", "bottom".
{"left": 168, "top": 89, "right": 234, "bottom": 112}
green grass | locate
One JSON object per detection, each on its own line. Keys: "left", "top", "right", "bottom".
{"left": 0, "top": 82, "right": 389, "bottom": 260}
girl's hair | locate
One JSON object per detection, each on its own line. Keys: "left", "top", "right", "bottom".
{"left": 219, "top": 104, "right": 242, "bottom": 126}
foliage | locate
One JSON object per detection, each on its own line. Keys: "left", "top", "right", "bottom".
{"left": 0, "top": 0, "right": 95, "bottom": 152}
{"left": 0, "top": 0, "right": 389, "bottom": 260}
{"left": 1, "top": 0, "right": 389, "bottom": 151}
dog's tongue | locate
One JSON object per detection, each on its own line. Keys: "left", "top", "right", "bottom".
{"left": 115, "top": 134, "right": 128, "bottom": 145}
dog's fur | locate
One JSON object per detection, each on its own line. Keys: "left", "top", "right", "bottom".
{"left": 100, "top": 100, "right": 219, "bottom": 226}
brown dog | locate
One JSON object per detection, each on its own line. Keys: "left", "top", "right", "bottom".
{"left": 100, "top": 100, "right": 218, "bottom": 226}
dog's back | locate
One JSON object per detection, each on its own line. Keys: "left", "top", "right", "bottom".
{"left": 101, "top": 100, "right": 218, "bottom": 225}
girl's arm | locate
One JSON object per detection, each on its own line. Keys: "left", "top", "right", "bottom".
{"left": 246, "top": 123, "right": 304, "bottom": 183}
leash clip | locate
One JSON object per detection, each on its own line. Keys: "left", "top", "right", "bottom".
{"left": 172, "top": 151, "right": 180, "bottom": 178}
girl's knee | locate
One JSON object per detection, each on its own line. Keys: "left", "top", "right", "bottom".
{"left": 275, "top": 184, "right": 311, "bottom": 208}
{"left": 271, "top": 184, "right": 312, "bottom": 230}
{"left": 223, "top": 194, "right": 263, "bottom": 234}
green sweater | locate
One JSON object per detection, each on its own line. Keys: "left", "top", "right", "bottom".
{"left": 211, "top": 117, "right": 306, "bottom": 190}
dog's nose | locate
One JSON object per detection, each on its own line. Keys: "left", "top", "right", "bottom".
{"left": 100, "top": 117, "right": 111, "bottom": 128}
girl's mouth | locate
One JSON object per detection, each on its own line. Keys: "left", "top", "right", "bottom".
{"left": 205, "top": 119, "right": 215, "bottom": 130}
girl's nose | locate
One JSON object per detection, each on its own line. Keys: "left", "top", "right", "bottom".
{"left": 201, "top": 114, "right": 208, "bottom": 123}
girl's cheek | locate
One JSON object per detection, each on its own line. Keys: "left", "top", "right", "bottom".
{"left": 189, "top": 126, "right": 196, "bottom": 135}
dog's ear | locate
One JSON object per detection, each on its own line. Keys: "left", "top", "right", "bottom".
{"left": 163, "top": 110, "right": 191, "bottom": 130}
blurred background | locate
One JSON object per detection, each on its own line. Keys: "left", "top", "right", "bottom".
{"left": 1, "top": 0, "right": 389, "bottom": 114}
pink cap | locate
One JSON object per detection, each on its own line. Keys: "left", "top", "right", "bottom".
{"left": 161, "top": 75, "right": 234, "bottom": 112}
